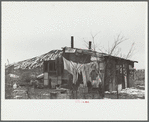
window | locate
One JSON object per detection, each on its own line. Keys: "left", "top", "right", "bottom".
{"left": 49, "top": 60, "right": 56, "bottom": 71}
{"left": 116, "top": 65, "right": 119, "bottom": 75}
{"left": 43, "top": 60, "right": 56, "bottom": 72}
{"left": 43, "top": 61, "right": 49, "bottom": 72}
{"left": 119, "top": 65, "right": 122, "bottom": 74}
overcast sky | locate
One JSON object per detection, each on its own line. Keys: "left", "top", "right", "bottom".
{"left": 2, "top": 2, "right": 147, "bottom": 69}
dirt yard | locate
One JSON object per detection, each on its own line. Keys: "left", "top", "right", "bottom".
{"left": 7, "top": 86, "right": 103, "bottom": 99}
{"left": 5, "top": 84, "right": 145, "bottom": 99}
{"left": 5, "top": 71, "right": 145, "bottom": 99}
{"left": 104, "top": 88, "right": 145, "bottom": 99}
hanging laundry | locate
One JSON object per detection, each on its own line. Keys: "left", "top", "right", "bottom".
{"left": 63, "top": 57, "right": 73, "bottom": 74}
{"left": 81, "top": 61, "right": 99, "bottom": 86}
{"left": 96, "top": 75, "right": 102, "bottom": 87}
{"left": 84, "top": 65, "right": 89, "bottom": 82}
{"left": 89, "top": 63, "right": 99, "bottom": 88}
{"left": 81, "top": 65, "right": 87, "bottom": 86}
{"left": 70, "top": 60, "right": 83, "bottom": 84}
{"left": 63, "top": 57, "right": 82, "bottom": 84}
{"left": 63, "top": 57, "right": 100, "bottom": 87}
{"left": 72, "top": 68, "right": 78, "bottom": 84}
{"left": 90, "top": 70, "right": 98, "bottom": 80}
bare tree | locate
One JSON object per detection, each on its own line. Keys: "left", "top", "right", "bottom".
{"left": 83, "top": 31, "right": 101, "bottom": 51}
{"left": 125, "top": 42, "right": 135, "bottom": 59}
{"left": 83, "top": 32, "right": 136, "bottom": 98}
{"left": 109, "top": 33, "right": 128, "bottom": 55}
{"left": 84, "top": 32, "right": 135, "bottom": 58}
{"left": 90, "top": 31, "right": 101, "bottom": 51}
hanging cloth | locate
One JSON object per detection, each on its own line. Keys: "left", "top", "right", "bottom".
{"left": 63, "top": 57, "right": 73, "bottom": 74}
{"left": 63, "top": 57, "right": 82, "bottom": 84}
{"left": 72, "top": 68, "right": 78, "bottom": 84}
{"left": 81, "top": 61, "right": 99, "bottom": 86}
{"left": 63, "top": 57, "right": 100, "bottom": 86}
{"left": 81, "top": 65, "right": 87, "bottom": 86}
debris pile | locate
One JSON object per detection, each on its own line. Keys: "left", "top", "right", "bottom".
{"left": 12, "top": 87, "right": 28, "bottom": 99}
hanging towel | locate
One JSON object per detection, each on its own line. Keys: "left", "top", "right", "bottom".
{"left": 72, "top": 68, "right": 78, "bottom": 84}
{"left": 81, "top": 65, "right": 87, "bottom": 86}
{"left": 84, "top": 63, "right": 92, "bottom": 82}
{"left": 81, "top": 62, "right": 98, "bottom": 86}
{"left": 63, "top": 57, "right": 81, "bottom": 84}
{"left": 63, "top": 57, "right": 73, "bottom": 74}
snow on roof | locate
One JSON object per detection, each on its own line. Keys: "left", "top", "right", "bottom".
{"left": 8, "top": 50, "right": 62, "bottom": 70}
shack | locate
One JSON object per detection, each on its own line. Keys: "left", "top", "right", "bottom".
{"left": 42, "top": 36, "right": 138, "bottom": 92}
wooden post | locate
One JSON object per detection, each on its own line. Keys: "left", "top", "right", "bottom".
{"left": 48, "top": 61, "right": 50, "bottom": 88}
{"left": 122, "top": 61, "right": 125, "bottom": 89}
{"left": 116, "top": 60, "right": 119, "bottom": 99}
{"left": 132, "top": 63, "right": 135, "bottom": 87}
{"left": 127, "top": 63, "right": 129, "bottom": 88}
{"left": 112, "top": 60, "right": 116, "bottom": 91}
{"left": 76, "top": 89, "right": 77, "bottom": 99}
{"left": 102, "top": 58, "right": 106, "bottom": 98}
{"left": 116, "top": 79, "right": 119, "bottom": 99}
{"left": 56, "top": 58, "right": 58, "bottom": 86}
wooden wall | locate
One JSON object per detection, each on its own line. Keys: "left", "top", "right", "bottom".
{"left": 42, "top": 50, "right": 135, "bottom": 91}
{"left": 104, "top": 57, "right": 135, "bottom": 91}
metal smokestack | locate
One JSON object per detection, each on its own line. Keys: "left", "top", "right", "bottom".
{"left": 89, "top": 41, "right": 92, "bottom": 49}
{"left": 71, "top": 36, "right": 74, "bottom": 48}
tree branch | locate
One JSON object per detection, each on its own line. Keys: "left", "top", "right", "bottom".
{"left": 110, "top": 33, "right": 128, "bottom": 55}
{"left": 126, "top": 42, "right": 135, "bottom": 59}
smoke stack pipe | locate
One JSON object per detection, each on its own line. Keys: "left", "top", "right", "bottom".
{"left": 71, "top": 36, "right": 74, "bottom": 48}
{"left": 89, "top": 41, "right": 92, "bottom": 49}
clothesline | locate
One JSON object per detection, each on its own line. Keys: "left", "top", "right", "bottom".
{"left": 63, "top": 55, "right": 91, "bottom": 73}
{"left": 62, "top": 57, "right": 102, "bottom": 86}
